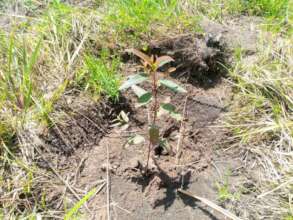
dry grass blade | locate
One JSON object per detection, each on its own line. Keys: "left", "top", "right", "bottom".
{"left": 106, "top": 144, "right": 111, "bottom": 220}
{"left": 176, "top": 96, "right": 188, "bottom": 164}
{"left": 178, "top": 189, "right": 243, "bottom": 220}
{"left": 257, "top": 178, "right": 293, "bottom": 199}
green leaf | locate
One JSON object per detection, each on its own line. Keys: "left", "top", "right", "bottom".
{"left": 160, "top": 103, "right": 183, "bottom": 121}
{"left": 119, "top": 73, "right": 148, "bottom": 90}
{"left": 64, "top": 187, "right": 96, "bottom": 220}
{"left": 160, "top": 103, "right": 176, "bottom": 112}
{"left": 131, "top": 85, "right": 152, "bottom": 105}
{"left": 138, "top": 92, "right": 152, "bottom": 104}
{"left": 159, "top": 79, "right": 186, "bottom": 93}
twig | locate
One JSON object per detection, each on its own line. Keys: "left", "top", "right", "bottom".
{"left": 68, "top": 33, "right": 88, "bottom": 69}
{"left": 0, "top": 12, "right": 44, "bottom": 21}
{"left": 257, "top": 178, "right": 293, "bottom": 199}
{"left": 178, "top": 189, "right": 242, "bottom": 220}
{"left": 176, "top": 95, "right": 189, "bottom": 164}
{"left": 34, "top": 145, "right": 91, "bottom": 213}
{"left": 88, "top": 181, "right": 106, "bottom": 204}
{"left": 145, "top": 141, "right": 152, "bottom": 173}
{"left": 106, "top": 145, "right": 111, "bottom": 220}
{"left": 73, "top": 157, "right": 87, "bottom": 185}
{"left": 69, "top": 107, "right": 107, "bottom": 133}
{"left": 115, "top": 204, "right": 132, "bottom": 214}
{"left": 52, "top": 125, "right": 74, "bottom": 153}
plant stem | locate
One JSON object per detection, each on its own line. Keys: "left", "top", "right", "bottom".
{"left": 146, "top": 70, "right": 158, "bottom": 174}
{"left": 152, "top": 71, "right": 158, "bottom": 125}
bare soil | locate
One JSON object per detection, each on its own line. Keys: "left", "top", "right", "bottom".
{"left": 38, "top": 17, "right": 262, "bottom": 220}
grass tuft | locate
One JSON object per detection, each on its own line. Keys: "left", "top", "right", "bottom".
{"left": 78, "top": 49, "right": 121, "bottom": 101}
{"left": 101, "top": 0, "right": 200, "bottom": 46}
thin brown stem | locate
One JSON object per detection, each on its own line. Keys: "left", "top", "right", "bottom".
{"left": 145, "top": 141, "right": 151, "bottom": 174}
{"left": 152, "top": 70, "right": 158, "bottom": 126}
{"left": 145, "top": 70, "right": 159, "bottom": 174}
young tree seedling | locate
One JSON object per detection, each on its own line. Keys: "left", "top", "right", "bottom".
{"left": 120, "top": 49, "right": 186, "bottom": 174}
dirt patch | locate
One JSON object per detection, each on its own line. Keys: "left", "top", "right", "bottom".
{"left": 72, "top": 78, "right": 231, "bottom": 217}
{"left": 40, "top": 64, "right": 231, "bottom": 219}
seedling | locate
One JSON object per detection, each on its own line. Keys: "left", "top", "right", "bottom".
{"left": 120, "top": 49, "right": 186, "bottom": 173}
{"left": 111, "top": 110, "right": 130, "bottom": 130}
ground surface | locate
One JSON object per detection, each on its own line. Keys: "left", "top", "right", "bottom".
{"left": 38, "top": 18, "right": 263, "bottom": 219}
{"left": 2, "top": 1, "right": 291, "bottom": 219}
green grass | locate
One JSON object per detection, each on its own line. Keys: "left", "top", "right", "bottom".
{"left": 64, "top": 187, "right": 96, "bottom": 220}
{"left": 243, "top": 0, "right": 290, "bottom": 17}
{"left": 101, "top": 0, "right": 199, "bottom": 46}
{"left": 78, "top": 49, "right": 121, "bottom": 101}
{"left": 0, "top": 34, "right": 41, "bottom": 112}
{"left": 187, "top": 0, "right": 292, "bottom": 33}
{"left": 216, "top": 171, "right": 241, "bottom": 202}
{"left": 284, "top": 215, "right": 293, "bottom": 220}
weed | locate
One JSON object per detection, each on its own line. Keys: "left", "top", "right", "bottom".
{"left": 284, "top": 215, "right": 293, "bottom": 220}
{"left": 216, "top": 172, "right": 241, "bottom": 202}
{"left": 0, "top": 34, "right": 42, "bottom": 112}
{"left": 228, "top": 35, "right": 293, "bottom": 143}
{"left": 120, "top": 49, "right": 186, "bottom": 172}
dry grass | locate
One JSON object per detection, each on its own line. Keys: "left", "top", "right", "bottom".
{"left": 226, "top": 33, "right": 293, "bottom": 218}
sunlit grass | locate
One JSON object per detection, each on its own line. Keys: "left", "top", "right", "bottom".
{"left": 101, "top": 0, "right": 200, "bottom": 46}
{"left": 79, "top": 49, "right": 121, "bottom": 101}
{"left": 182, "top": 0, "right": 292, "bottom": 34}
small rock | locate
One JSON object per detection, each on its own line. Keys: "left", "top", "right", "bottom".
{"left": 129, "top": 158, "right": 140, "bottom": 169}
{"left": 101, "top": 163, "right": 107, "bottom": 172}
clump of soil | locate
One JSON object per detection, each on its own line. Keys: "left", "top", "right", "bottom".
{"left": 148, "top": 33, "right": 228, "bottom": 88}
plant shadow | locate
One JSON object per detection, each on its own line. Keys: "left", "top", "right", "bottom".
{"left": 131, "top": 160, "right": 220, "bottom": 220}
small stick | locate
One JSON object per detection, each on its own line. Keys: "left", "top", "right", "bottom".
{"left": 178, "top": 189, "right": 242, "bottom": 220}
{"left": 257, "top": 178, "right": 293, "bottom": 199}
{"left": 106, "top": 145, "right": 111, "bottom": 220}
{"left": 176, "top": 95, "right": 189, "bottom": 164}
{"left": 145, "top": 141, "right": 152, "bottom": 173}
{"left": 73, "top": 157, "right": 87, "bottom": 185}
{"left": 34, "top": 145, "right": 92, "bottom": 213}
{"left": 88, "top": 181, "right": 106, "bottom": 204}
{"left": 115, "top": 204, "right": 132, "bottom": 214}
